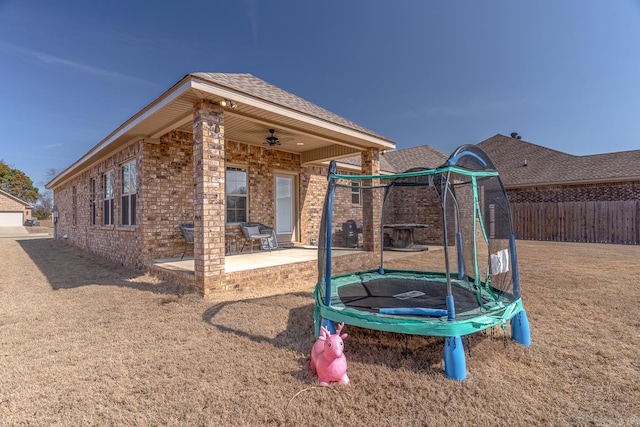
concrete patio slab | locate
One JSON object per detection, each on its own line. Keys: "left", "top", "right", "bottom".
{"left": 151, "top": 245, "right": 443, "bottom": 275}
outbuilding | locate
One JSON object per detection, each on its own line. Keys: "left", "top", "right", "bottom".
{"left": 0, "top": 189, "right": 33, "bottom": 227}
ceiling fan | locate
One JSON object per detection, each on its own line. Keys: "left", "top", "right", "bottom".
{"left": 265, "top": 129, "right": 281, "bottom": 146}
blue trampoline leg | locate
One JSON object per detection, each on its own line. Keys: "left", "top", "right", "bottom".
{"left": 313, "top": 305, "right": 320, "bottom": 338}
{"left": 320, "top": 317, "right": 336, "bottom": 335}
{"left": 444, "top": 336, "right": 467, "bottom": 380}
{"left": 511, "top": 310, "right": 531, "bottom": 346}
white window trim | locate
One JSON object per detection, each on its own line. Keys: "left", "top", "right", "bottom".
{"left": 120, "top": 160, "right": 137, "bottom": 227}
{"left": 225, "top": 164, "right": 248, "bottom": 224}
{"left": 103, "top": 169, "right": 115, "bottom": 226}
{"left": 351, "top": 180, "right": 361, "bottom": 205}
{"left": 89, "top": 177, "right": 97, "bottom": 226}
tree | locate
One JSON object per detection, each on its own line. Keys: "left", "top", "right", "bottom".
{"left": 33, "top": 191, "right": 53, "bottom": 220}
{"left": 34, "top": 168, "right": 59, "bottom": 220}
{"left": 0, "top": 160, "right": 39, "bottom": 204}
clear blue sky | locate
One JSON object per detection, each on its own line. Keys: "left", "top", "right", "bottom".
{"left": 1, "top": 1, "right": 640, "bottom": 191}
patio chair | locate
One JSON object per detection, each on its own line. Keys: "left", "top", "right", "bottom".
{"left": 178, "top": 223, "right": 194, "bottom": 259}
{"left": 239, "top": 222, "right": 278, "bottom": 253}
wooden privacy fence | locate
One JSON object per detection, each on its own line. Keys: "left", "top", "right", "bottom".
{"left": 511, "top": 200, "right": 640, "bottom": 244}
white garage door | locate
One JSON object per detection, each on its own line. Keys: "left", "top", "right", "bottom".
{"left": 0, "top": 212, "right": 24, "bottom": 226}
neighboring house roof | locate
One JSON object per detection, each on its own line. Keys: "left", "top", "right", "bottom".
{"left": 478, "top": 134, "right": 640, "bottom": 187}
{"left": 382, "top": 145, "right": 449, "bottom": 172}
{"left": 338, "top": 144, "right": 448, "bottom": 173}
{"left": 191, "top": 73, "right": 389, "bottom": 142}
{"left": 0, "top": 188, "right": 33, "bottom": 207}
{"left": 336, "top": 154, "right": 396, "bottom": 173}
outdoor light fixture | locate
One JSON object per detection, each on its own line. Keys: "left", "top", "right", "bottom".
{"left": 219, "top": 99, "right": 237, "bottom": 109}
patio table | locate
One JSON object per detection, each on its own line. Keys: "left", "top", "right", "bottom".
{"left": 383, "top": 223, "right": 428, "bottom": 251}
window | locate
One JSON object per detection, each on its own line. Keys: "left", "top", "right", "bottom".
{"left": 121, "top": 161, "right": 137, "bottom": 226}
{"left": 89, "top": 178, "right": 97, "bottom": 225}
{"left": 351, "top": 181, "right": 360, "bottom": 204}
{"left": 103, "top": 170, "right": 115, "bottom": 226}
{"left": 226, "top": 167, "right": 247, "bottom": 223}
{"left": 72, "top": 186, "right": 77, "bottom": 225}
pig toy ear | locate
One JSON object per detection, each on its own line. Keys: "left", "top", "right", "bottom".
{"left": 340, "top": 333, "right": 348, "bottom": 340}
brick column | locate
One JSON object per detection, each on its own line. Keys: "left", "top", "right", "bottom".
{"left": 361, "top": 148, "right": 382, "bottom": 255}
{"left": 193, "top": 101, "right": 225, "bottom": 295}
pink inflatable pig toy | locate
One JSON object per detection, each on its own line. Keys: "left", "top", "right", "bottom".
{"left": 310, "top": 322, "right": 350, "bottom": 386}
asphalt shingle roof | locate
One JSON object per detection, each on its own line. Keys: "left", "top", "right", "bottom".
{"left": 190, "top": 73, "right": 393, "bottom": 142}
{"left": 338, "top": 144, "right": 448, "bottom": 173}
{"left": 382, "top": 145, "right": 449, "bottom": 172}
{"left": 477, "top": 134, "right": 640, "bottom": 187}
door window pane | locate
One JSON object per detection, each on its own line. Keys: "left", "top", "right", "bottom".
{"left": 276, "top": 176, "right": 292, "bottom": 234}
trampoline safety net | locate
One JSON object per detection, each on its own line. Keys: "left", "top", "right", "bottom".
{"left": 315, "top": 145, "right": 525, "bottom": 337}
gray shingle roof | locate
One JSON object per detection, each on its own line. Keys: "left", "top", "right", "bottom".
{"left": 382, "top": 145, "right": 449, "bottom": 172}
{"left": 190, "top": 73, "right": 393, "bottom": 142}
{"left": 336, "top": 154, "right": 396, "bottom": 172}
{"left": 338, "top": 144, "right": 448, "bottom": 173}
{"left": 477, "top": 134, "right": 640, "bottom": 187}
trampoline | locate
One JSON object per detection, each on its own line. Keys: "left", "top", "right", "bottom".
{"left": 313, "top": 145, "right": 531, "bottom": 380}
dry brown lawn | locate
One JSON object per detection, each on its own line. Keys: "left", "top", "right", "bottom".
{"left": 1, "top": 238, "right": 639, "bottom": 426}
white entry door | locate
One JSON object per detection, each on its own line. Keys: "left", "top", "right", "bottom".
{"left": 275, "top": 175, "right": 297, "bottom": 243}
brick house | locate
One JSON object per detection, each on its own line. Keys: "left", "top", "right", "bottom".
{"left": 478, "top": 134, "right": 640, "bottom": 244}
{"left": 46, "top": 73, "right": 396, "bottom": 294}
{"left": 0, "top": 189, "right": 33, "bottom": 226}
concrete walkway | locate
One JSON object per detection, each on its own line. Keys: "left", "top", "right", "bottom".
{"left": 0, "top": 226, "right": 28, "bottom": 238}
{"left": 0, "top": 226, "right": 52, "bottom": 239}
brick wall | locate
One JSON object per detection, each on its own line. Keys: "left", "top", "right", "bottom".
{"left": 383, "top": 184, "right": 445, "bottom": 244}
{"left": 300, "top": 164, "right": 329, "bottom": 245}
{"left": 53, "top": 142, "right": 144, "bottom": 267}
{"left": 143, "top": 131, "right": 194, "bottom": 260}
{"left": 507, "top": 181, "right": 640, "bottom": 203}
{"left": 146, "top": 248, "right": 379, "bottom": 295}
{"left": 225, "top": 140, "right": 304, "bottom": 229}
{"left": 51, "top": 127, "right": 332, "bottom": 283}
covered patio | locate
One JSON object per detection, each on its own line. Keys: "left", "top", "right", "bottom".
{"left": 144, "top": 73, "right": 396, "bottom": 294}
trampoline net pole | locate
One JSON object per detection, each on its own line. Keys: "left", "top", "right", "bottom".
{"left": 441, "top": 171, "right": 453, "bottom": 299}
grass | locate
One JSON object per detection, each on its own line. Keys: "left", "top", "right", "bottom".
{"left": 1, "top": 238, "right": 639, "bottom": 426}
